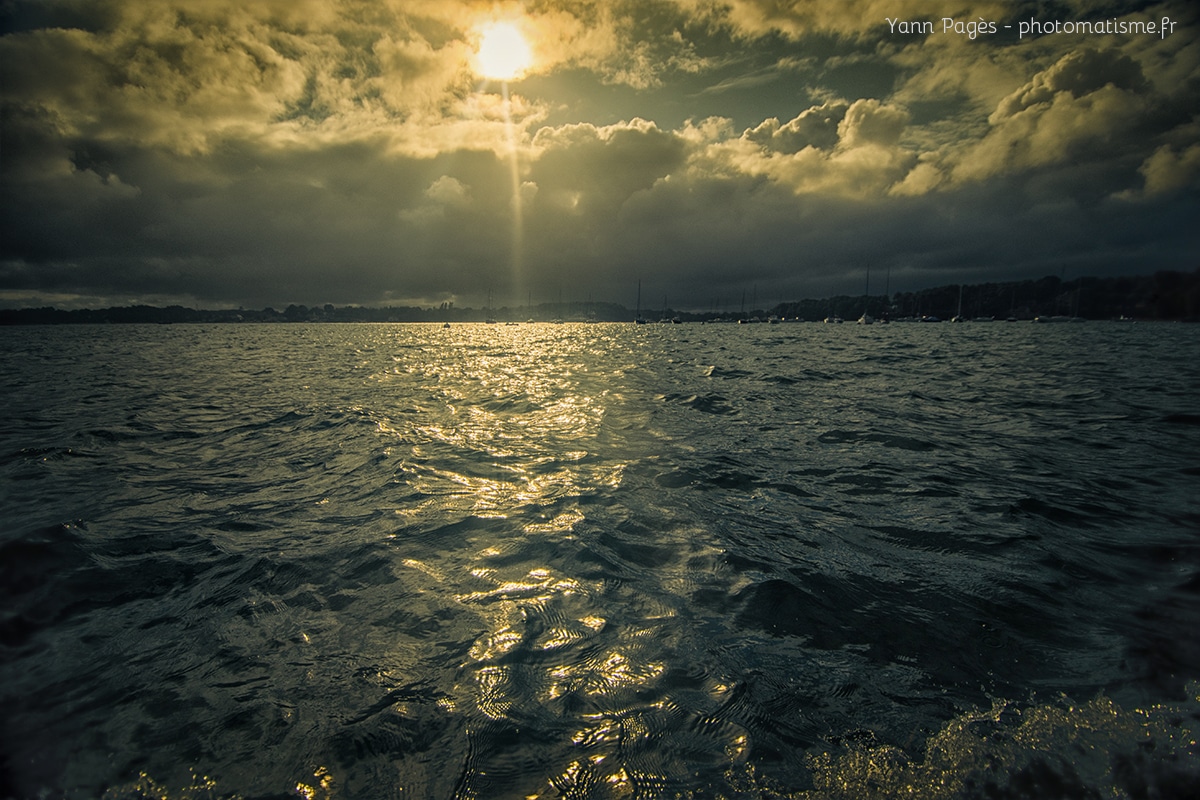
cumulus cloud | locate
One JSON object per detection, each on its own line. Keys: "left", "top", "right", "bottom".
{"left": 951, "top": 48, "right": 1156, "bottom": 183}
{"left": 1, "top": 2, "right": 466, "bottom": 160}
{"left": 703, "top": 99, "right": 916, "bottom": 198}
{"left": 838, "top": 98, "right": 909, "bottom": 148}
{"left": 743, "top": 101, "right": 849, "bottom": 153}
{"left": 1136, "top": 142, "right": 1200, "bottom": 196}
{"left": 529, "top": 119, "right": 687, "bottom": 211}
{"left": 399, "top": 175, "right": 472, "bottom": 225}
{"left": 889, "top": 160, "right": 944, "bottom": 196}
{"left": 425, "top": 175, "right": 470, "bottom": 205}
{"left": 991, "top": 48, "right": 1147, "bottom": 120}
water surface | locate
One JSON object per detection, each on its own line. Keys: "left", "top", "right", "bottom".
{"left": 2, "top": 321, "right": 1198, "bottom": 798}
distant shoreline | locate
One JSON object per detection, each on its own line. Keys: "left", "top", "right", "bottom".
{"left": 3, "top": 269, "right": 1197, "bottom": 325}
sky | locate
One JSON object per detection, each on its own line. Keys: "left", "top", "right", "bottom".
{"left": 1, "top": 0, "right": 1197, "bottom": 311}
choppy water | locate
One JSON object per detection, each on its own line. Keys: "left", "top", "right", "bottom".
{"left": 2, "top": 321, "right": 1198, "bottom": 799}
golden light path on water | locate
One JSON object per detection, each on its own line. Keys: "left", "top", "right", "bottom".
{"left": 372, "top": 323, "right": 719, "bottom": 795}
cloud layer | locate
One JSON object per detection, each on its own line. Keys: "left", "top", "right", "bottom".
{"left": 1, "top": 0, "right": 1197, "bottom": 309}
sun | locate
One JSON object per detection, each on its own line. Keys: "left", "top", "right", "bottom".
{"left": 474, "top": 21, "right": 533, "bottom": 82}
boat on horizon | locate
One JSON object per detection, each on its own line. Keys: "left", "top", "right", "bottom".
{"left": 1033, "top": 315, "right": 1085, "bottom": 323}
{"left": 950, "top": 284, "right": 966, "bottom": 323}
{"left": 485, "top": 288, "right": 497, "bottom": 323}
{"left": 857, "top": 266, "right": 874, "bottom": 324}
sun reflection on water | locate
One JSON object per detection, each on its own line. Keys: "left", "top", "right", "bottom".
{"left": 365, "top": 324, "right": 731, "bottom": 795}
{"left": 376, "top": 325, "right": 625, "bottom": 530}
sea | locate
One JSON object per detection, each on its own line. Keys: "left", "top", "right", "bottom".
{"left": 1, "top": 320, "right": 1198, "bottom": 800}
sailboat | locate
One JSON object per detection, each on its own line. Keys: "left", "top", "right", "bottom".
{"left": 1069, "top": 281, "right": 1085, "bottom": 322}
{"left": 824, "top": 291, "right": 843, "bottom": 323}
{"left": 634, "top": 280, "right": 647, "bottom": 324}
{"left": 485, "top": 289, "right": 498, "bottom": 323}
{"left": 950, "top": 284, "right": 965, "bottom": 323}
{"left": 878, "top": 266, "right": 890, "bottom": 323}
{"left": 856, "top": 266, "right": 874, "bottom": 325}
{"left": 658, "top": 296, "right": 673, "bottom": 323}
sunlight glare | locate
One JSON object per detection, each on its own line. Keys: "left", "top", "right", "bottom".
{"left": 475, "top": 21, "right": 533, "bottom": 81}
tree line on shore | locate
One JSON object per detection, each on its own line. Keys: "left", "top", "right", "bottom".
{"left": 2, "top": 269, "right": 1197, "bottom": 325}
{"left": 782, "top": 269, "right": 1200, "bottom": 323}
